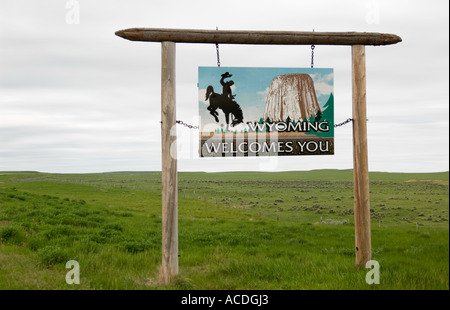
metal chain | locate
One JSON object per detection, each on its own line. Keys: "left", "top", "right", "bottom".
{"left": 215, "top": 27, "right": 221, "bottom": 67}
{"left": 216, "top": 44, "right": 221, "bottom": 67}
{"left": 310, "top": 29, "right": 315, "bottom": 68}
{"left": 334, "top": 118, "right": 353, "bottom": 128}
{"left": 176, "top": 120, "right": 199, "bottom": 129}
{"left": 174, "top": 118, "right": 356, "bottom": 130}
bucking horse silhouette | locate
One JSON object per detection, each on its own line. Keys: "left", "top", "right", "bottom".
{"left": 205, "top": 72, "right": 244, "bottom": 128}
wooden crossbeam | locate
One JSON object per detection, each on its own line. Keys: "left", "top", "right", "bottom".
{"left": 115, "top": 28, "right": 402, "bottom": 46}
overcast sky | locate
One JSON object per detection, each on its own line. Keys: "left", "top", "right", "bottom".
{"left": 0, "top": 0, "right": 448, "bottom": 173}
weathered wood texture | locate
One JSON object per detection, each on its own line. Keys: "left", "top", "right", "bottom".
{"left": 115, "top": 28, "right": 402, "bottom": 46}
{"left": 159, "top": 41, "right": 178, "bottom": 284}
{"left": 351, "top": 45, "right": 372, "bottom": 267}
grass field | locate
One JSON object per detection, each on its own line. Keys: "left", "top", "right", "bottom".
{"left": 0, "top": 170, "right": 448, "bottom": 290}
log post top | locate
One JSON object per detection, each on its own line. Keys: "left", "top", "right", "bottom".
{"left": 115, "top": 28, "right": 401, "bottom": 46}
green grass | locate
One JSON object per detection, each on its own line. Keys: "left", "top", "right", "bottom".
{"left": 0, "top": 170, "right": 448, "bottom": 290}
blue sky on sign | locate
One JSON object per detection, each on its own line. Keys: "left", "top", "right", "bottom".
{"left": 198, "top": 67, "right": 333, "bottom": 127}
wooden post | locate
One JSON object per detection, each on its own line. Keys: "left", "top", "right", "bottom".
{"left": 160, "top": 41, "right": 178, "bottom": 283}
{"left": 352, "top": 45, "right": 371, "bottom": 267}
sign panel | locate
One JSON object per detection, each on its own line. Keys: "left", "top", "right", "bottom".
{"left": 198, "top": 67, "right": 334, "bottom": 157}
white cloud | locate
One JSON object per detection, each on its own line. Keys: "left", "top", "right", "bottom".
{"left": 256, "top": 87, "right": 269, "bottom": 100}
{"left": 199, "top": 88, "right": 208, "bottom": 105}
{"left": 314, "top": 82, "right": 333, "bottom": 96}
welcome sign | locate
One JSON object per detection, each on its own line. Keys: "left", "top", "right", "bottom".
{"left": 198, "top": 67, "right": 334, "bottom": 157}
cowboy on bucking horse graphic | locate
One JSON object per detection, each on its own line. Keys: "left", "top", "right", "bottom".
{"left": 205, "top": 72, "right": 244, "bottom": 128}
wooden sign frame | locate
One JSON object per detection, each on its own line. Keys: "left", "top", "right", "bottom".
{"left": 115, "top": 28, "right": 402, "bottom": 284}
